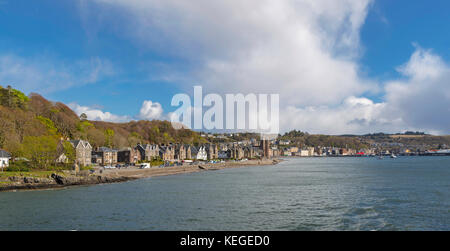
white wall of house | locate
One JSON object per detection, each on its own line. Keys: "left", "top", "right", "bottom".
{"left": 0, "top": 157, "right": 9, "bottom": 168}
{"left": 196, "top": 147, "right": 208, "bottom": 161}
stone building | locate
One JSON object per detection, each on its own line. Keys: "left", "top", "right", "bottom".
{"left": 93, "top": 147, "right": 118, "bottom": 166}
{"left": 118, "top": 147, "right": 141, "bottom": 164}
{"left": 137, "top": 144, "right": 159, "bottom": 161}
{"left": 57, "top": 140, "right": 92, "bottom": 166}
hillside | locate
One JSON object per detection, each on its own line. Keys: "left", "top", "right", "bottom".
{"left": 0, "top": 85, "right": 207, "bottom": 160}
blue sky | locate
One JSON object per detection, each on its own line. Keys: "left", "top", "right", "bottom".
{"left": 0, "top": 0, "right": 449, "bottom": 134}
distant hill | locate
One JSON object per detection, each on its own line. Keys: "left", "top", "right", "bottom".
{"left": 279, "top": 130, "right": 450, "bottom": 150}
{"left": 0, "top": 85, "right": 207, "bottom": 158}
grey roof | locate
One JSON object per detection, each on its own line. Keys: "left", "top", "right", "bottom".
{"left": 0, "top": 150, "right": 11, "bottom": 158}
{"left": 69, "top": 140, "right": 92, "bottom": 149}
{"left": 96, "top": 147, "right": 118, "bottom": 152}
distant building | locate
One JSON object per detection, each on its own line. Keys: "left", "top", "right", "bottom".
{"left": 175, "top": 144, "right": 186, "bottom": 160}
{"left": 137, "top": 144, "right": 159, "bottom": 161}
{"left": 0, "top": 150, "right": 11, "bottom": 169}
{"left": 205, "top": 144, "right": 219, "bottom": 160}
{"left": 218, "top": 150, "right": 231, "bottom": 159}
{"left": 93, "top": 147, "right": 118, "bottom": 166}
{"left": 193, "top": 146, "right": 208, "bottom": 161}
{"left": 231, "top": 145, "right": 245, "bottom": 160}
{"left": 279, "top": 140, "right": 291, "bottom": 146}
{"left": 185, "top": 145, "right": 193, "bottom": 160}
{"left": 261, "top": 140, "right": 270, "bottom": 158}
{"left": 91, "top": 154, "right": 103, "bottom": 165}
{"left": 118, "top": 147, "right": 141, "bottom": 164}
{"left": 159, "top": 145, "right": 175, "bottom": 161}
{"left": 57, "top": 140, "right": 92, "bottom": 166}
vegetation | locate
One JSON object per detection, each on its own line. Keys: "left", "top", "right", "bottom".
{"left": 279, "top": 130, "right": 369, "bottom": 149}
{"left": 0, "top": 85, "right": 208, "bottom": 171}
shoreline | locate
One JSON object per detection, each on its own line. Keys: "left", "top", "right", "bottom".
{"left": 0, "top": 159, "right": 281, "bottom": 192}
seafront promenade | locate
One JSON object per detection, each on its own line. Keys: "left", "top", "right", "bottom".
{"left": 0, "top": 159, "right": 280, "bottom": 192}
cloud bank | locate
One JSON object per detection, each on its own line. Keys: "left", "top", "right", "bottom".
{"left": 2, "top": 0, "right": 444, "bottom": 134}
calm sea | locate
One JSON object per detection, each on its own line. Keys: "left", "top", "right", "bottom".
{"left": 0, "top": 156, "right": 449, "bottom": 230}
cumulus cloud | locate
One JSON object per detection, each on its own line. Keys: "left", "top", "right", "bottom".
{"left": 87, "top": 0, "right": 375, "bottom": 107}
{"left": 138, "top": 100, "right": 164, "bottom": 120}
{"left": 283, "top": 47, "right": 450, "bottom": 135}
{"left": 70, "top": 100, "right": 166, "bottom": 123}
{"left": 0, "top": 54, "right": 114, "bottom": 94}
{"left": 69, "top": 103, "right": 131, "bottom": 123}
{"left": 82, "top": 1, "right": 449, "bottom": 134}
{"left": 383, "top": 47, "right": 450, "bottom": 134}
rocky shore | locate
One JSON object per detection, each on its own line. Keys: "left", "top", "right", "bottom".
{"left": 0, "top": 159, "right": 281, "bottom": 192}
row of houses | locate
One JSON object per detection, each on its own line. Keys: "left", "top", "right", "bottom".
{"left": 280, "top": 146, "right": 378, "bottom": 157}
{"left": 57, "top": 140, "right": 271, "bottom": 166}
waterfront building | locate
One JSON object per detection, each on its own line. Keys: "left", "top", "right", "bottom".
{"left": 93, "top": 147, "right": 118, "bottom": 166}
{"left": 175, "top": 144, "right": 186, "bottom": 160}
{"left": 159, "top": 145, "right": 175, "bottom": 161}
{"left": 118, "top": 147, "right": 141, "bottom": 164}
{"left": 57, "top": 140, "right": 92, "bottom": 166}
{"left": 192, "top": 146, "right": 207, "bottom": 161}
{"left": 137, "top": 144, "right": 160, "bottom": 161}
{"left": 0, "top": 150, "right": 11, "bottom": 169}
{"left": 205, "top": 144, "right": 219, "bottom": 160}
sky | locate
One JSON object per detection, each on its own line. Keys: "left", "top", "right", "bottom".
{"left": 0, "top": 0, "right": 449, "bottom": 135}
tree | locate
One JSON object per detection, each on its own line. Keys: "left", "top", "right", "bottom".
{"left": 62, "top": 141, "right": 75, "bottom": 164}
{"left": 104, "top": 129, "right": 115, "bottom": 148}
{"left": 21, "top": 136, "right": 58, "bottom": 169}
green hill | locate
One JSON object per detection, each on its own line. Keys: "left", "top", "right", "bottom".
{"left": 0, "top": 85, "right": 206, "bottom": 161}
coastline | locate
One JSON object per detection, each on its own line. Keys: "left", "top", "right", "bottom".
{"left": 0, "top": 159, "right": 281, "bottom": 192}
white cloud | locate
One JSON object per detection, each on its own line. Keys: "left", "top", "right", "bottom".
{"left": 138, "top": 100, "right": 163, "bottom": 120}
{"left": 383, "top": 47, "right": 450, "bottom": 134}
{"left": 82, "top": 1, "right": 450, "bottom": 134}
{"left": 69, "top": 100, "right": 166, "bottom": 123}
{"left": 0, "top": 54, "right": 114, "bottom": 94}
{"left": 283, "top": 47, "right": 450, "bottom": 135}
{"left": 69, "top": 103, "right": 131, "bottom": 123}
{"left": 87, "top": 0, "right": 375, "bottom": 107}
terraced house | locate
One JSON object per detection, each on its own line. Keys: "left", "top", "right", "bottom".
{"left": 118, "top": 147, "right": 141, "bottom": 164}
{"left": 205, "top": 144, "right": 219, "bottom": 160}
{"left": 93, "top": 147, "right": 118, "bottom": 166}
{"left": 175, "top": 144, "right": 186, "bottom": 160}
{"left": 137, "top": 144, "right": 159, "bottom": 161}
{"left": 159, "top": 145, "right": 175, "bottom": 161}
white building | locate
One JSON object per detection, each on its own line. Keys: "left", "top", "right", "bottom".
{"left": 0, "top": 150, "right": 11, "bottom": 169}
{"left": 195, "top": 146, "right": 208, "bottom": 161}
{"left": 299, "top": 150, "right": 310, "bottom": 157}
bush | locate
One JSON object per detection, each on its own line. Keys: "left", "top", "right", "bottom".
{"left": 6, "top": 161, "right": 31, "bottom": 172}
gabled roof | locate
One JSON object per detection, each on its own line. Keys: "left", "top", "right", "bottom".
{"left": 69, "top": 140, "right": 92, "bottom": 149}
{"left": 0, "top": 150, "right": 11, "bottom": 158}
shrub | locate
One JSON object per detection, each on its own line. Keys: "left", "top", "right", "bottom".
{"left": 6, "top": 161, "right": 31, "bottom": 172}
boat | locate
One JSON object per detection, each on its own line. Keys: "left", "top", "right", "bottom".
{"left": 390, "top": 154, "right": 397, "bottom": 159}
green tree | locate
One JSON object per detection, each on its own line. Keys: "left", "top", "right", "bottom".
{"left": 22, "top": 136, "right": 58, "bottom": 169}
{"left": 104, "top": 129, "right": 115, "bottom": 148}
{"left": 62, "top": 141, "right": 75, "bottom": 164}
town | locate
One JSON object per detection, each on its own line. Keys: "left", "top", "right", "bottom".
{"left": 2, "top": 133, "right": 449, "bottom": 172}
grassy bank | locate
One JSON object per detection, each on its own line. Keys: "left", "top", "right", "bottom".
{"left": 0, "top": 170, "right": 65, "bottom": 179}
